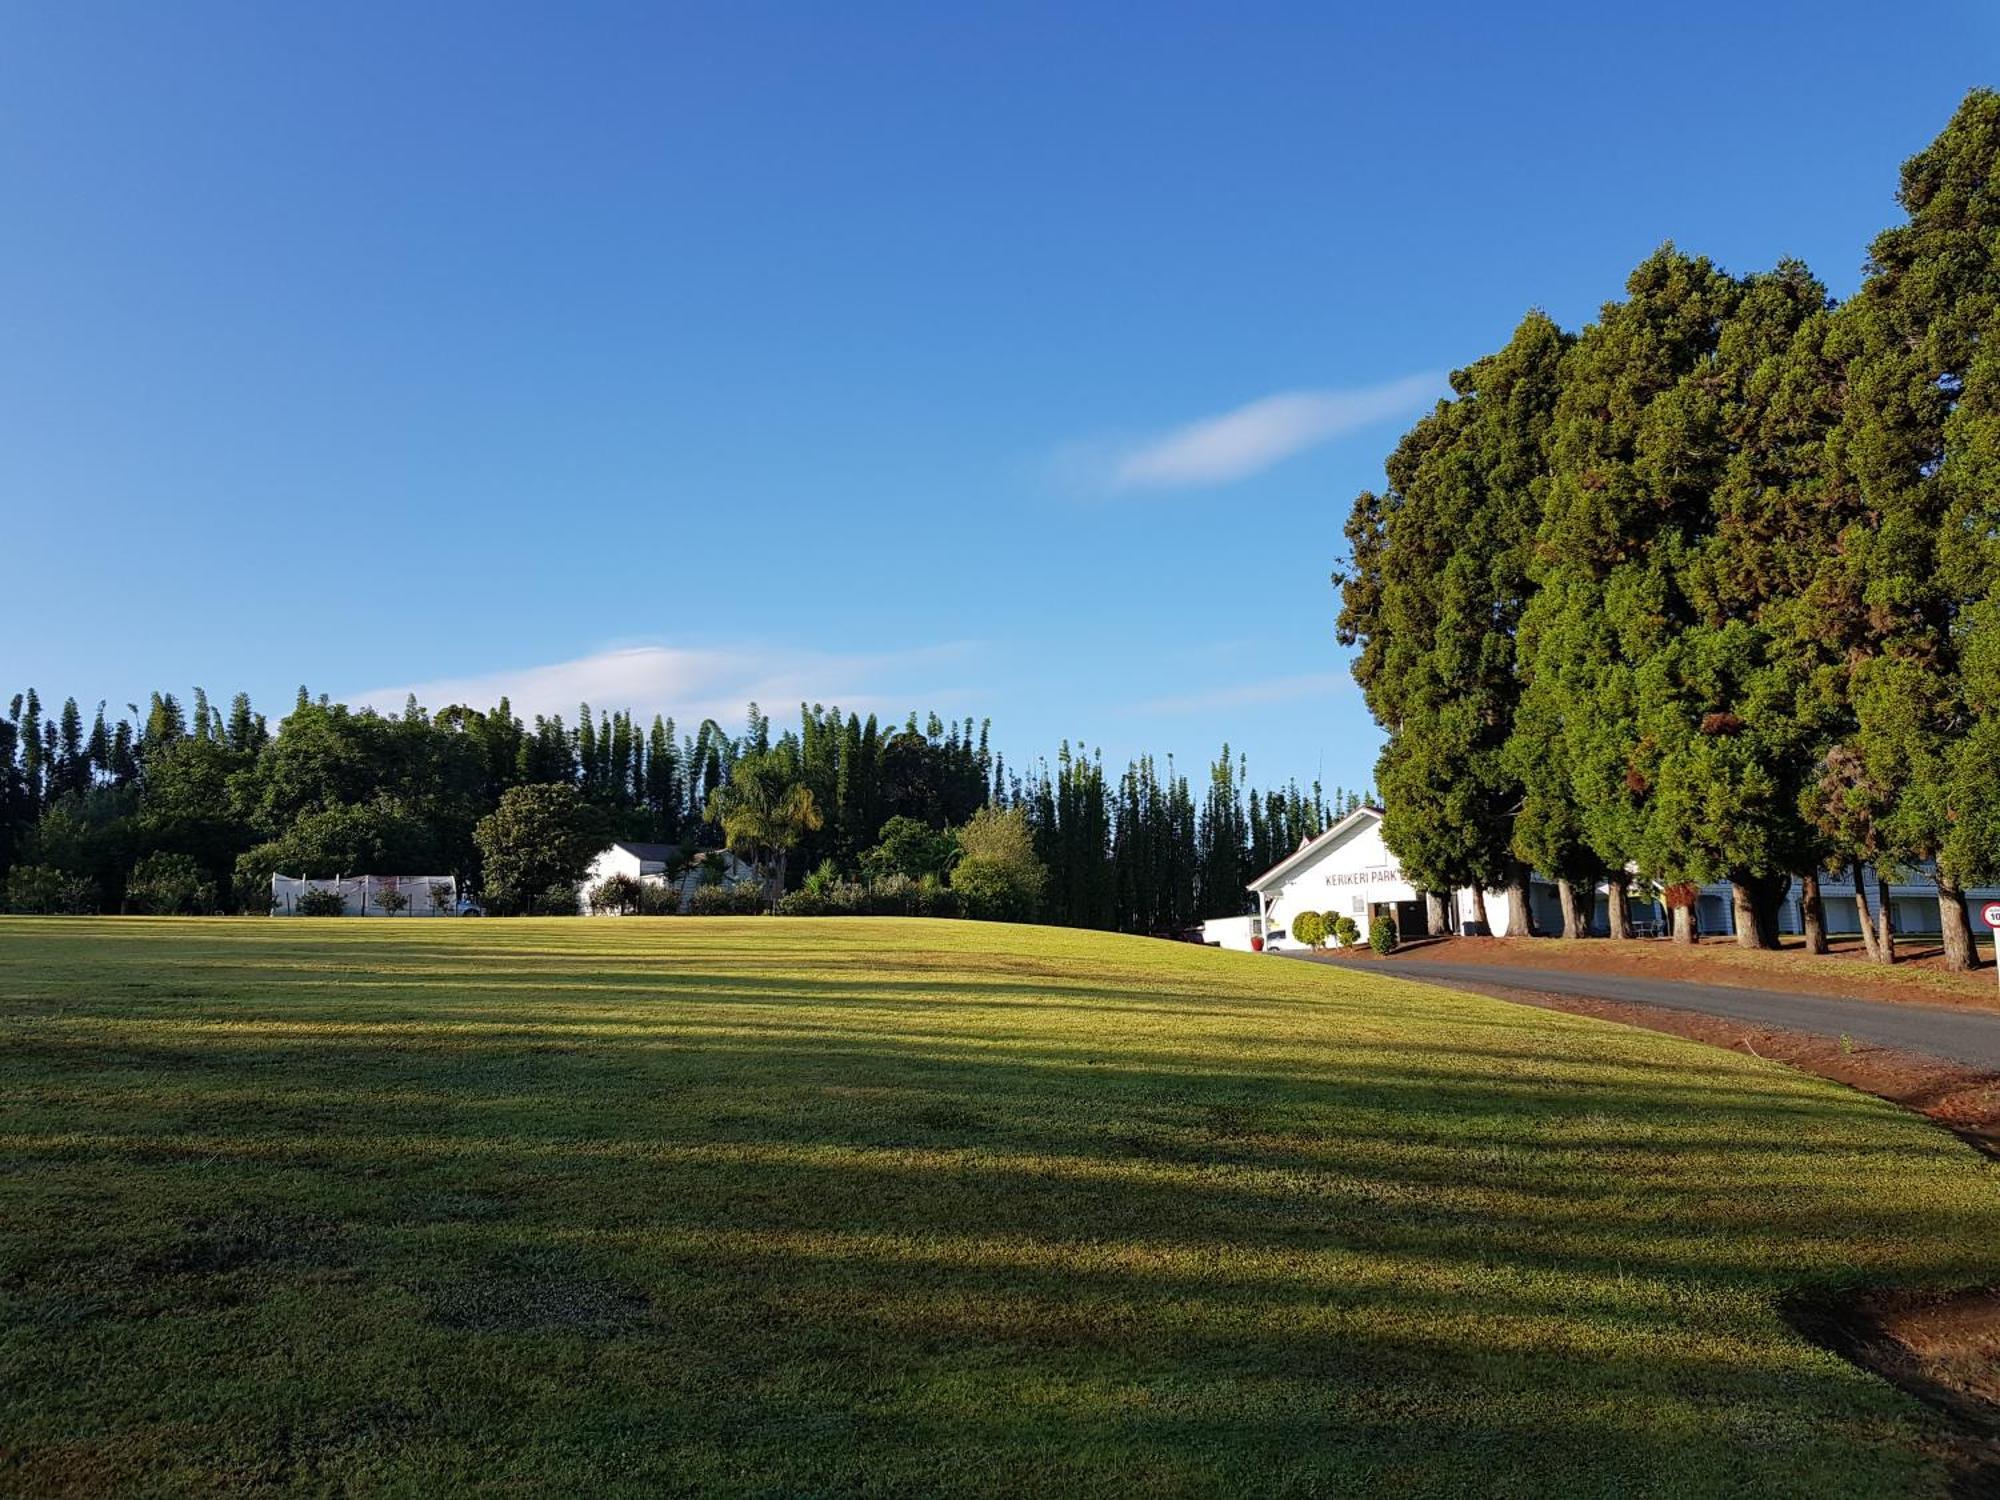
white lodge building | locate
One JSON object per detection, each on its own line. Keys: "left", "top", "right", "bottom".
{"left": 1200, "top": 805, "right": 2000, "bottom": 953}
{"left": 1201, "top": 806, "right": 1550, "bottom": 952}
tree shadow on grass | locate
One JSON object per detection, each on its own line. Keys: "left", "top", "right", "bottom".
{"left": 8, "top": 951, "right": 2000, "bottom": 1495}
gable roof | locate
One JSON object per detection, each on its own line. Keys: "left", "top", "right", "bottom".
{"left": 1246, "top": 805, "right": 1386, "bottom": 893}
{"left": 610, "top": 841, "right": 682, "bottom": 862}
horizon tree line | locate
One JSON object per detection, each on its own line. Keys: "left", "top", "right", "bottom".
{"left": 0, "top": 684, "right": 1368, "bottom": 932}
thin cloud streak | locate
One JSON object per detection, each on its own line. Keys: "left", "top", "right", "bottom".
{"left": 351, "top": 641, "right": 977, "bottom": 728}
{"left": 1111, "top": 373, "right": 1441, "bottom": 490}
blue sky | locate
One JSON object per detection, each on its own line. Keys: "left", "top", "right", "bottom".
{"left": 3, "top": 3, "right": 1995, "bottom": 794}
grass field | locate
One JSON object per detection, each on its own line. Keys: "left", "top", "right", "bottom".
{"left": 4, "top": 916, "right": 1999, "bottom": 1497}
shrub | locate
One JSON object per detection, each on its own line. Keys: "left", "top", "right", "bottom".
{"left": 1368, "top": 914, "right": 1399, "bottom": 954}
{"left": 5, "top": 865, "right": 98, "bottom": 915}
{"left": 1291, "top": 911, "right": 1326, "bottom": 950}
{"left": 690, "top": 884, "right": 764, "bottom": 916}
{"left": 373, "top": 886, "right": 411, "bottom": 916}
{"left": 776, "top": 888, "right": 831, "bottom": 916}
{"left": 127, "top": 852, "right": 209, "bottom": 915}
{"left": 295, "top": 887, "right": 348, "bottom": 917}
{"left": 473, "top": 783, "right": 609, "bottom": 914}
{"left": 637, "top": 879, "right": 682, "bottom": 915}
{"left": 588, "top": 873, "right": 644, "bottom": 915}
{"left": 867, "top": 872, "right": 922, "bottom": 916}
{"left": 862, "top": 817, "right": 959, "bottom": 884}
{"left": 428, "top": 882, "right": 456, "bottom": 915}
{"left": 1332, "top": 914, "right": 1360, "bottom": 948}
{"left": 948, "top": 807, "right": 1045, "bottom": 923}
{"left": 915, "top": 874, "right": 961, "bottom": 919}
{"left": 952, "top": 857, "right": 1036, "bottom": 922}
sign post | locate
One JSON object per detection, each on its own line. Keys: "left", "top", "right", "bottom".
{"left": 1982, "top": 903, "right": 2000, "bottom": 992}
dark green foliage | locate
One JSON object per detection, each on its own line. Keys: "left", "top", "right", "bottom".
{"left": 4, "top": 864, "right": 97, "bottom": 914}
{"left": 1335, "top": 93, "right": 2000, "bottom": 957}
{"left": 473, "top": 785, "right": 609, "bottom": 916}
{"left": 293, "top": 887, "right": 348, "bottom": 917}
{"left": 862, "top": 816, "right": 960, "bottom": 884}
{"left": 587, "top": 874, "right": 645, "bottom": 916}
{"left": 951, "top": 806, "right": 1047, "bottom": 923}
{"left": 688, "top": 884, "right": 765, "bottom": 916}
{"left": 0, "top": 676, "right": 1323, "bottom": 930}
{"left": 1813, "top": 92, "right": 2000, "bottom": 963}
{"left": 1368, "top": 914, "right": 1399, "bottom": 954}
{"left": 1342, "top": 313, "right": 1567, "bottom": 908}
{"left": 1333, "top": 914, "right": 1360, "bottom": 947}
{"left": 126, "top": 852, "right": 209, "bottom": 915}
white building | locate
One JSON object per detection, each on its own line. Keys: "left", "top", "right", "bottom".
{"left": 578, "top": 842, "right": 758, "bottom": 914}
{"left": 1202, "top": 806, "right": 1555, "bottom": 952}
{"left": 1198, "top": 805, "right": 2000, "bottom": 952}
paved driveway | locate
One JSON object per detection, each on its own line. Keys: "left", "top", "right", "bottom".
{"left": 1301, "top": 953, "right": 2000, "bottom": 1072}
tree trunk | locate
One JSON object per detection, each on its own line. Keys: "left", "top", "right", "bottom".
{"left": 1730, "top": 881, "right": 1760, "bottom": 949}
{"left": 1730, "top": 874, "right": 1787, "bottom": 950}
{"left": 1501, "top": 863, "right": 1536, "bottom": 938}
{"left": 1851, "top": 863, "right": 1883, "bottom": 962}
{"left": 1425, "top": 890, "right": 1450, "bottom": 939}
{"left": 1556, "top": 878, "right": 1586, "bottom": 940}
{"left": 1938, "top": 871, "right": 1979, "bottom": 971}
{"left": 1467, "top": 885, "right": 1490, "bottom": 936}
{"left": 1875, "top": 868, "right": 1897, "bottom": 964}
{"left": 1799, "top": 872, "right": 1828, "bottom": 956}
{"left": 1605, "top": 874, "right": 1633, "bottom": 940}
{"left": 1671, "top": 902, "right": 1697, "bottom": 945}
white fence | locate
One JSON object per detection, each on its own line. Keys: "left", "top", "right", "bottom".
{"left": 271, "top": 873, "right": 459, "bottom": 916}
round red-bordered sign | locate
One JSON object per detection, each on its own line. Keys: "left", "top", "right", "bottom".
{"left": 1982, "top": 902, "right": 2000, "bottom": 928}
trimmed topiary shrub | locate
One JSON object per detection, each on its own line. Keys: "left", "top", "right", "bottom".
{"left": 1368, "top": 914, "right": 1399, "bottom": 954}
{"left": 1332, "top": 914, "right": 1360, "bottom": 948}
{"left": 1291, "top": 911, "right": 1326, "bottom": 950}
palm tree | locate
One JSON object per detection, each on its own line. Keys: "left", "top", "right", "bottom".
{"left": 705, "top": 752, "right": 825, "bottom": 911}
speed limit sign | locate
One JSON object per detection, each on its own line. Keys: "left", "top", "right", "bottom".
{"left": 1983, "top": 902, "right": 2000, "bottom": 928}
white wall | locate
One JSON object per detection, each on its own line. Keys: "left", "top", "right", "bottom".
{"left": 1258, "top": 818, "right": 1419, "bottom": 951}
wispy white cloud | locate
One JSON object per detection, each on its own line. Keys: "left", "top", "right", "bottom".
{"left": 1104, "top": 373, "right": 1441, "bottom": 491}
{"left": 1121, "top": 672, "right": 1353, "bottom": 717}
{"left": 350, "top": 641, "right": 977, "bottom": 728}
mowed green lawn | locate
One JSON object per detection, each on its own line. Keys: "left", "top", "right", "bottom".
{"left": 3, "top": 918, "right": 1998, "bottom": 1497}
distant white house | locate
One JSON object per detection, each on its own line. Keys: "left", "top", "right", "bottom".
{"left": 1200, "top": 804, "right": 2000, "bottom": 951}
{"left": 578, "top": 842, "right": 758, "bottom": 914}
